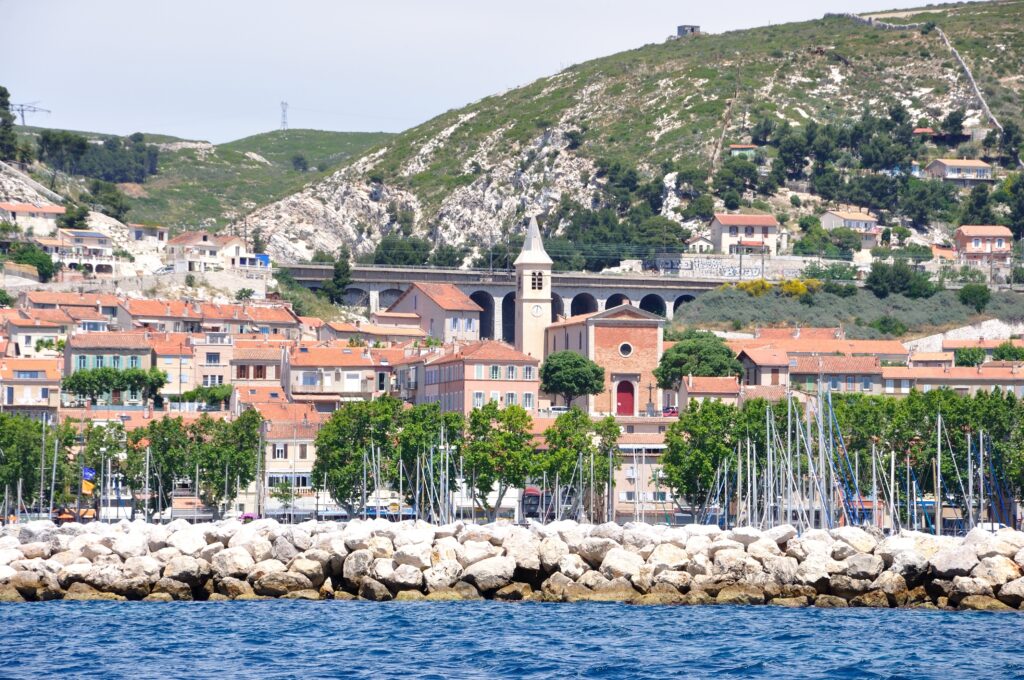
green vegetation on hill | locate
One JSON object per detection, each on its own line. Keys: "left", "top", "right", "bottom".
{"left": 16, "top": 125, "right": 392, "bottom": 230}
{"left": 673, "top": 285, "right": 1024, "bottom": 338}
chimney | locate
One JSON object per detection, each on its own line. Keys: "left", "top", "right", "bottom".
{"left": 687, "top": 373, "right": 693, "bottom": 389}
{"left": 793, "top": 326, "right": 800, "bottom": 339}
{"left": 754, "top": 326, "right": 761, "bottom": 338}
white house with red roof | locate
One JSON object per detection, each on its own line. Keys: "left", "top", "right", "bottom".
{"left": 386, "top": 281, "right": 482, "bottom": 343}
{"left": 0, "top": 202, "right": 65, "bottom": 233}
{"left": 709, "top": 213, "right": 782, "bottom": 255}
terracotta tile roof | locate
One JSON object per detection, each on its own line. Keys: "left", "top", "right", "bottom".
{"left": 684, "top": 375, "right": 740, "bottom": 394}
{"left": 299, "top": 316, "right": 324, "bottom": 328}
{"left": 0, "top": 202, "right": 65, "bottom": 215}
{"left": 397, "top": 282, "right": 482, "bottom": 312}
{"left": 289, "top": 346, "right": 376, "bottom": 367}
{"left": 67, "top": 332, "right": 152, "bottom": 350}
{"left": 617, "top": 432, "right": 667, "bottom": 446}
{"left": 147, "top": 332, "right": 193, "bottom": 356}
{"left": 232, "top": 347, "right": 281, "bottom": 362}
{"left": 909, "top": 352, "right": 954, "bottom": 363}
{"left": 729, "top": 144, "right": 757, "bottom": 149}
{"left": 713, "top": 213, "right": 779, "bottom": 227}
{"left": 60, "top": 409, "right": 228, "bottom": 431}
{"left": 326, "top": 321, "right": 359, "bottom": 333}
{"left": 912, "top": 127, "right": 935, "bottom": 135}
{"left": 728, "top": 337, "right": 908, "bottom": 358}
{"left": 930, "top": 158, "right": 991, "bottom": 169}
{"left": 790, "top": 355, "right": 882, "bottom": 375}
{"left": 25, "top": 291, "right": 120, "bottom": 307}
{"left": 20, "top": 309, "right": 72, "bottom": 325}
{"left": 0, "top": 357, "right": 61, "bottom": 380}
{"left": 121, "top": 298, "right": 202, "bottom": 319}
{"left": 882, "top": 364, "right": 1024, "bottom": 381}
{"left": 63, "top": 307, "right": 108, "bottom": 321}
{"left": 739, "top": 347, "right": 789, "bottom": 367}
{"left": 547, "top": 311, "right": 600, "bottom": 329}
{"left": 755, "top": 327, "right": 843, "bottom": 340}
{"left": 932, "top": 245, "right": 956, "bottom": 260}
{"left": 236, "top": 385, "right": 288, "bottom": 404}
{"left": 373, "top": 311, "right": 419, "bottom": 319}
{"left": 955, "top": 225, "right": 1013, "bottom": 238}
{"left": 942, "top": 338, "right": 1024, "bottom": 350}
{"left": 738, "top": 240, "right": 766, "bottom": 247}
{"left": 826, "top": 210, "right": 878, "bottom": 223}
{"left": 369, "top": 347, "right": 409, "bottom": 366}
{"left": 427, "top": 340, "right": 540, "bottom": 366}
{"left": 5, "top": 317, "right": 60, "bottom": 329}
{"left": 741, "top": 385, "right": 789, "bottom": 402}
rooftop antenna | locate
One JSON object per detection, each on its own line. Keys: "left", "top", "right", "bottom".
{"left": 280, "top": 101, "right": 288, "bottom": 131}
{"left": 12, "top": 102, "right": 51, "bottom": 126}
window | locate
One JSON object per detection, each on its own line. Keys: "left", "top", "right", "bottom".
{"left": 94, "top": 356, "right": 105, "bottom": 369}
{"left": 652, "top": 491, "right": 668, "bottom": 502}
{"left": 77, "top": 356, "right": 87, "bottom": 370}
{"left": 299, "top": 444, "right": 308, "bottom": 460}
{"left": 506, "top": 392, "right": 517, "bottom": 406}
{"left": 203, "top": 374, "right": 224, "bottom": 387}
{"left": 129, "top": 355, "right": 140, "bottom": 369}
{"left": 621, "top": 491, "right": 636, "bottom": 502}
{"left": 997, "top": 238, "right": 1005, "bottom": 248}
{"left": 846, "top": 375, "right": 855, "bottom": 392}
{"left": 377, "top": 372, "right": 386, "bottom": 391}
{"left": 14, "top": 371, "right": 40, "bottom": 379}
{"left": 473, "top": 391, "right": 484, "bottom": 408}
{"left": 112, "top": 356, "right": 121, "bottom": 369}
{"left": 900, "top": 379, "right": 910, "bottom": 393}
{"left": 475, "top": 364, "right": 483, "bottom": 379}
{"left": 490, "top": 391, "right": 500, "bottom": 403}
{"left": 301, "top": 372, "right": 318, "bottom": 386}
{"left": 729, "top": 226, "right": 738, "bottom": 237}
{"left": 531, "top": 271, "right": 544, "bottom": 290}
{"left": 180, "top": 374, "right": 188, "bottom": 383}
{"left": 255, "top": 365, "right": 267, "bottom": 379}
{"left": 862, "top": 376, "right": 872, "bottom": 391}
{"left": 451, "top": 317, "right": 458, "bottom": 331}
{"left": 762, "top": 226, "right": 769, "bottom": 236}
{"left": 506, "top": 365, "right": 516, "bottom": 380}
{"left": 490, "top": 365, "right": 500, "bottom": 380}
{"left": 164, "top": 358, "right": 174, "bottom": 366}
{"left": 273, "top": 444, "right": 287, "bottom": 460}
{"left": 523, "top": 393, "right": 534, "bottom": 409}
{"left": 236, "top": 365, "right": 250, "bottom": 380}
{"left": 619, "top": 343, "right": 633, "bottom": 357}
{"left": 41, "top": 388, "right": 49, "bottom": 399}
{"left": 524, "top": 366, "right": 535, "bottom": 380}
{"left": 467, "top": 318, "right": 475, "bottom": 332}
{"left": 973, "top": 238, "right": 981, "bottom": 248}
{"left": 626, "top": 425, "right": 635, "bottom": 434}
{"left": 885, "top": 379, "right": 894, "bottom": 394}
{"left": 829, "top": 377, "right": 840, "bottom": 391}
{"left": 205, "top": 352, "right": 221, "bottom": 366}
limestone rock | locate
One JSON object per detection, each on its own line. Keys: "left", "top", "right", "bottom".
{"left": 930, "top": 546, "right": 979, "bottom": 579}
{"left": 152, "top": 578, "right": 192, "bottom": 600}
{"left": 424, "top": 560, "right": 463, "bottom": 592}
{"left": 494, "top": 582, "right": 532, "bottom": 601}
{"left": 557, "top": 554, "right": 587, "bottom": 581}
{"left": 502, "top": 528, "right": 541, "bottom": 572}
{"left": 577, "top": 537, "right": 619, "bottom": 568}
{"left": 716, "top": 583, "right": 765, "bottom": 605}
{"left": 850, "top": 590, "right": 889, "bottom": 608}
{"left": 830, "top": 526, "right": 877, "bottom": 554}
{"left": 950, "top": 576, "right": 993, "bottom": 605}
{"left": 959, "top": 595, "right": 1013, "bottom": 611}
{"left": 249, "top": 559, "right": 286, "bottom": 583}
{"left": 383, "top": 564, "right": 423, "bottom": 592}
{"left": 890, "top": 550, "right": 930, "bottom": 586}
{"left": 358, "top": 577, "right": 393, "bottom": 601}
{"left": 830, "top": 575, "right": 872, "bottom": 600}
{"left": 870, "top": 571, "right": 908, "bottom": 606}
{"left": 998, "top": 576, "right": 1024, "bottom": 607}
{"left": 217, "top": 577, "right": 255, "bottom": 599}
{"left": 729, "top": 526, "right": 763, "bottom": 547}
{"left": 769, "top": 596, "right": 808, "bottom": 607}
{"left": 747, "top": 538, "right": 782, "bottom": 562}
{"left": 814, "top": 594, "right": 849, "bottom": 608}
{"left": 459, "top": 540, "right": 501, "bottom": 568}
{"left": 577, "top": 570, "right": 610, "bottom": 590}
{"left": 112, "top": 533, "right": 148, "bottom": 560}
{"left": 212, "top": 547, "right": 255, "bottom": 579}
{"left": 844, "top": 553, "right": 884, "bottom": 581}
{"left": 288, "top": 557, "right": 326, "bottom": 588}
{"left": 462, "top": 555, "right": 516, "bottom": 593}
{"left": 272, "top": 535, "right": 299, "bottom": 563}
{"left": 163, "top": 556, "right": 202, "bottom": 587}
{"left": 647, "top": 543, "right": 689, "bottom": 573}
{"left": 254, "top": 571, "right": 313, "bottom": 597}
{"left": 166, "top": 529, "right": 207, "bottom": 558}
{"left": 972, "top": 555, "right": 1020, "bottom": 587}
{"left": 600, "top": 548, "right": 644, "bottom": 581}
{"left": 342, "top": 549, "right": 374, "bottom": 587}
{"left": 109, "top": 576, "right": 151, "bottom": 600}
{"left": 394, "top": 543, "right": 432, "bottom": 570}
{"left": 538, "top": 536, "right": 569, "bottom": 572}
{"left": 653, "top": 570, "right": 692, "bottom": 593}
{"left": 765, "top": 524, "right": 797, "bottom": 546}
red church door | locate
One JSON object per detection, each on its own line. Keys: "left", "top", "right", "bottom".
{"left": 616, "top": 381, "right": 635, "bottom": 416}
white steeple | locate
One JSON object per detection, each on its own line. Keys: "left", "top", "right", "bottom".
{"left": 514, "top": 216, "right": 553, "bottom": 266}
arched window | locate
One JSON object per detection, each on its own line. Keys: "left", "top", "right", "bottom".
{"left": 531, "top": 271, "right": 544, "bottom": 291}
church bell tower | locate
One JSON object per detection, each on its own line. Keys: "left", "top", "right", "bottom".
{"left": 514, "top": 216, "right": 553, "bottom": 359}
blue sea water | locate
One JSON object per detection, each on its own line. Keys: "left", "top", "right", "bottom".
{"left": 1, "top": 601, "right": 1023, "bottom": 679}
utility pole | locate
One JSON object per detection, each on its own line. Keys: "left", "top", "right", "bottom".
{"left": 280, "top": 101, "right": 289, "bottom": 131}
{"left": 11, "top": 102, "right": 51, "bottom": 127}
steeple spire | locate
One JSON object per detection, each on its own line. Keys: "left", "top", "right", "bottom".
{"left": 514, "top": 216, "right": 553, "bottom": 266}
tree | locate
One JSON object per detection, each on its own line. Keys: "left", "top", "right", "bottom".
{"left": 864, "top": 260, "right": 936, "bottom": 299}
{"left": 189, "top": 409, "right": 263, "bottom": 514}
{"left": 958, "top": 283, "right": 991, "bottom": 313}
{"left": 429, "top": 243, "right": 468, "bottom": 268}
{"left": 662, "top": 399, "right": 738, "bottom": 512}
{"left": 540, "top": 408, "right": 621, "bottom": 520}
{"left": 271, "top": 481, "right": 296, "bottom": 509}
{"left": 955, "top": 347, "right": 986, "bottom": 367}
{"left": 992, "top": 341, "right": 1024, "bottom": 362}
{"left": 291, "top": 153, "right": 308, "bottom": 172}
{"left": 319, "top": 246, "right": 352, "bottom": 304}
{"left": 57, "top": 205, "right": 90, "bottom": 230}
{"left": 941, "top": 109, "right": 966, "bottom": 137}
{"left": 681, "top": 194, "right": 714, "bottom": 221}
{"left": 463, "top": 402, "right": 534, "bottom": 521}
{"left": 125, "top": 416, "right": 190, "bottom": 512}
{"left": 959, "top": 184, "right": 996, "bottom": 225}
{"left": 654, "top": 330, "right": 741, "bottom": 390}
{"left": 235, "top": 288, "right": 255, "bottom": 302}
{"left": 723, "top": 189, "right": 741, "bottom": 211}
{"left": 0, "top": 290, "right": 12, "bottom": 307}
{"left": 251, "top": 227, "right": 267, "bottom": 254}
{"left": 8, "top": 243, "right": 56, "bottom": 282}
{"left": 373, "top": 235, "right": 431, "bottom": 266}
{"left": 0, "top": 86, "right": 15, "bottom": 161}
{"left": 540, "top": 351, "right": 605, "bottom": 407}
{"left": 86, "top": 180, "right": 130, "bottom": 221}
{"left": 313, "top": 397, "right": 403, "bottom": 515}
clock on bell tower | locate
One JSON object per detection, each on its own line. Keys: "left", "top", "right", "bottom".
{"left": 514, "top": 216, "right": 552, "bottom": 359}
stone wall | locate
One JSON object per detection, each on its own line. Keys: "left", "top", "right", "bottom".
{"left": 1, "top": 518, "right": 1022, "bottom": 611}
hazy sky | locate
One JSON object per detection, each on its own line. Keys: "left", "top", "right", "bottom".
{"left": 2, "top": 0, "right": 971, "bottom": 143}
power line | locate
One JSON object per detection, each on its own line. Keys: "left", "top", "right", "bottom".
{"left": 11, "top": 102, "right": 51, "bottom": 126}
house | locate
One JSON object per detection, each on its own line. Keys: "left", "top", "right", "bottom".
{"left": 953, "top": 225, "right": 1013, "bottom": 265}
{"left": 385, "top": 282, "right": 482, "bottom": 343}
{"left": 0, "top": 202, "right": 65, "bottom": 233}
{"left": 788, "top": 355, "right": 884, "bottom": 395}
{"left": 678, "top": 375, "right": 741, "bottom": 410}
{"left": 709, "top": 214, "right": 781, "bottom": 255}
{"left": 63, "top": 332, "right": 154, "bottom": 405}
{"left": 283, "top": 345, "right": 384, "bottom": 410}
{"left": 318, "top": 321, "right": 427, "bottom": 345}
{"left": 231, "top": 346, "right": 284, "bottom": 386}
{"left": 118, "top": 298, "right": 301, "bottom": 337}
{"left": 908, "top": 352, "right": 955, "bottom": 369}
{"left": 544, "top": 305, "right": 665, "bottom": 416}
{"left": 0, "top": 357, "right": 61, "bottom": 421}
{"left": 924, "top": 159, "right": 994, "bottom": 187}
{"left": 882, "top": 363, "right": 1024, "bottom": 397}
{"left": 685, "top": 234, "right": 714, "bottom": 253}
{"left": 737, "top": 348, "right": 790, "bottom": 387}
{"left": 150, "top": 333, "right": 195, "bottom": 396}
{"left": 942, "top": 338, "right": 1024, "bottom": 362}
{"left": 728, "top": 144, "right": 757, "bottom": 159}
{"left": 728, "top": 334, "right": 909, "bottom": 365}
{"left": 192, "top": 332, "right": 234, "bottom": 389}
{"left": 165, "top": 231, "right": 268, "bottom": 275}
{"left": 821, "top": 210, "right": 878, "bottom": 232}
{"left": 4, "top": 317, "right": 62, "bottom": 357}
{"left": 22, "top": 291, "right": 121, "bottom": 321}
{"left": 613, "top": 431, "right": 673, "bottom": 524}
{"left": 420, "top": 340, "right": 540, "bottom": 415}
{"left": 676, "top": 24, "right": 700, "bottom": 36}
{"left": 128, "top": 224, "right": 169, "bottom": 244}
{"left": 912, "top": 127, "right": 935, "bottom": 137}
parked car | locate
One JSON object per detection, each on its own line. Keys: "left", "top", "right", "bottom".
{"left": 662, "top": 406, "right": 679, "bottom": 417}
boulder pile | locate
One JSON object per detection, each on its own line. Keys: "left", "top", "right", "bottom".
{"left": 2, "top": 518, "right": 1023, "bottom": 610}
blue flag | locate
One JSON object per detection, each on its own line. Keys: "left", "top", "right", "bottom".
{"left": 82, "top": 467, "right": 96, "bottom": 482}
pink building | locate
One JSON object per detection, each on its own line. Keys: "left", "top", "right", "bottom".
{"left": 421, "top": 340, "right": 540, "bottom": 414}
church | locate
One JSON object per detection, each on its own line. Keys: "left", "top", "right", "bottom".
{"left": 512, "top": 217, "right": 667, "bottom": 418}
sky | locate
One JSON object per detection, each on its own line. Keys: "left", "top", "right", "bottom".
{"left": 2, "top": 0, "right": 976, "bottom": 143}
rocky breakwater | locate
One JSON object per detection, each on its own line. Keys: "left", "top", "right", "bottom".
{"left": 2, "top": 518, "right": 1024, "bottom": 611}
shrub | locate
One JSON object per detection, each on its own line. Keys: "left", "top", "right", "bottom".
{"left": 870, "top": 315, "right": 907, "bottom": 337}
{"left": 735, "top": 279, "right": 773, "bottom": 297}
{"left": 958, "top": 283, "right": 991, "bottom": 313}
{"left": 955, "top": 347, "right": 986, "bottom": 367}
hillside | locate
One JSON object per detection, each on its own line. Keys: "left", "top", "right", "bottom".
{"left": 15, "top": 127, "right": 393, "bottom": 230}
{"left": 236, "top": 1, "right": 1024, "bottom": 263}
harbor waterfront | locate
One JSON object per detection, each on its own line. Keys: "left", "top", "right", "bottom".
{"left": 3, "top": 517, "right": 1024, "bottom": 611}
{"left": 3, "top": 601, "right": 1024, "bottom": 680}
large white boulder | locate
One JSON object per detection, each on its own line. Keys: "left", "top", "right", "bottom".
{"left": 830, "top": 526, "right": 877, "bottom": 554}
{"left": 646, "top": 543, "right": 689, "bottom": 573}
{"left": 577, "top": 537, "right": 619, "bottom": 567}
{"left": 394, "top": 543, "right": 432, "bottom": 570}
{"left": 930, "top": 545, "right": 979, "bottom": 579}
{"left": 462, "top": 555, "right": 516, "bottom": 592}
{"left": 166, "top": 528, "right": 207, "bottom": 558}
{"left": 212, "top": 547, "right": 255, "bottom": 579}
{"left": 538, "top": 536, "right": 569, "bottom": 572}
{"left": 459, "top": 540, "right": 501, "bottom": 568}
{"left": 424, "top": 560, "right": 463, "bottom": 592}
{"left": 557, "top": 554, "right": 588, "bottom": 580}
{"left": 600, "top": 547, "right": 644, "bottom": 581}
{"left": 972, "top": 555, "right": 1020, "bottom": 587}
